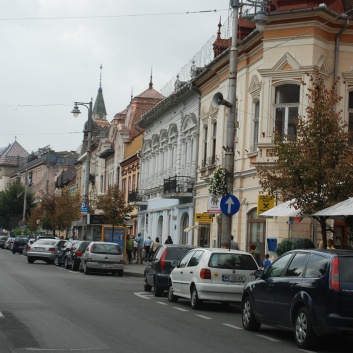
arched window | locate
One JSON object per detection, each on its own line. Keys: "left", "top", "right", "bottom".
{"left": 247, "top": 208, "right": 266, "bottom": 260}
{"left": 275, "top": 84, "right": 300, "bottom": 138}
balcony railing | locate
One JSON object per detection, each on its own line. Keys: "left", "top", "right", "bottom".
{"left": 163, "top": 175, "right": 194, "bottom": 194}
{"left": 128, "top": 189, "right": 141, "bottom": 203}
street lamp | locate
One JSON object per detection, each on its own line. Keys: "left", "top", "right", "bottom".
{"left": 215, "top": 0, "right": 268, "bottom": 248}
{"left": 71, "top": 99, "right": 93, "bottom": 240}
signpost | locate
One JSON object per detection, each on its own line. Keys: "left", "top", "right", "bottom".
{"left": 220, "top": 194, "right": 240, "bottom": 216}
{"left": 194, "top": 213, "right": 213, "bottom": 223}
{"left": 81, "top": 202, "right": 88, "bottom": 215}
{"left": 257, "top": 195, "right": 274, "bottom": 214}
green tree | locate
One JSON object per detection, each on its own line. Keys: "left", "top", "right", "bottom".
{"left": 258, "top": 69, "right": 353, "bottom": 248}
{"left": 94, "top": 184, "right": 133, "bottom": 242}
{"left": 0, "top": 181, "right": 34, "bottom": 230}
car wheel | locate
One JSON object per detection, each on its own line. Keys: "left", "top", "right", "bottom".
{"left": 27, "top": 257, "right": 35, "bottom": 264}
{"left": 84, "top": 263, "right": 90, "bottom": 275}
{"left": 143, "top": 273, "right": 152, "bottom": 292}
{"left": 242, "top": 295, "right": 261, "bottom": 331}
{"left": 12, "top": 250, "right": 16, "bottom": 254}
{"left": 168, "top": 282, "right": 178, "bottom": 302}
{"left": 54, "top": 257, "right": 59, "bottom": 266}
{"left": 117, "top": 269, "right": 123, "bottom": 277}
{"left": 64, "top": 258, "right": 70, "bottom": 269}
{"left": 71, "top": 259, "right": 78, "bottom": 271}
{"left": 294, "top": 307, "right": 319, "bottom": 349}
{"left": 153, "top": 278, "right": 163, "bottom": 297}
{"left": 79, "top": 261, "right": 84, "bottom": 273}
{"left": 191, "top": 286, "right": 202, "bottom": 310}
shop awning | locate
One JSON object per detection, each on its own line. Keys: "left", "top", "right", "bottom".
{"left": 184, "top": 225, "right": 198, "bottom": 232}
{"left": 259, "top": 200, "right": 302, "bottom": 218}
{"left": 313, "top": 198, "right": 353, "bottom": 218}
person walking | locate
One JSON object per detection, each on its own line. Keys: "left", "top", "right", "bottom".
{"left": 263, "top": 253, "right": 271, "bottom": 270}
{"left": 327, "top": 238, "right": 335, "bottom": 249}
{"left": 165, "top": 235, "right": 173, "bottom": 244}
{"left": 136, "top": 233, "right": 144, "bottom": 264}
{"left": 249, "top": 243, "right": 263, "bottom": 267}
{"left": 126, "top": 234, "right": 133, "bottom": 264}
{"left": 133, "top": 236, "right": 138, "bottom": 260}
{"left": 144, "top": 236, "right": 153, "bottom": 260}
{"left": 230, "top": 235, "right": 240, "bottom": 250}
{"left": 149, "top": 237, "right": 161, "bottom": 259}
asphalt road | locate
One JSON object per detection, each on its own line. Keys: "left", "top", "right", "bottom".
{"left": 0, "top": 249, "right": 352, "bottom": 353}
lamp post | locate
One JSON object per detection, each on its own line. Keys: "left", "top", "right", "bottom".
{"left": 71, "top": 99, "right": 93, "bottom": 240}
{"left": 217, "top": 0, "right": 268, "bottom": 248}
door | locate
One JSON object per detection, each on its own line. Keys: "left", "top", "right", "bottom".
{"left": 180, "top": 250, "right": 204, "bottom": 296}
{"left": 171, "top": 250, "right": 195, "bottom": 297}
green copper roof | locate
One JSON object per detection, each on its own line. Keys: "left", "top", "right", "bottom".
{"left": 93, "top": 86, "right": 107, "bottom": 117}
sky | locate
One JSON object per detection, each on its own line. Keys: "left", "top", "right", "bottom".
{"left": 0, "top": 0, "right": 231, "bottom": 154}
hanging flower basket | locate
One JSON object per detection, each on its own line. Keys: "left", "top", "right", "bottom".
{"left": 208, "top": 167, "right": 228, "bottom": 198}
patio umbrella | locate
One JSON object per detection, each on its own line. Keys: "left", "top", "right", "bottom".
{"left": 313, "top": 198, "right": 353, "bottom": 218}
{"left": 259, "top": 199, "right": 302, "bottom": 218}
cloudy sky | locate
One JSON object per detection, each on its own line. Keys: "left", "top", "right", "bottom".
{"left": 0, "top": 0, "right": 231, "bottom": 154}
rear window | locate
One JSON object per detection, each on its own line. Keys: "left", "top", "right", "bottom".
{"left": 209, "top": 253, "right": 258, "bottom": 270}
{"left": 91, "top": 243, "right": 122, "bottom": 255}
{"left": 35, "top": 240, "right": 57, "bottom": 246}
{"left": 339, "top": 256, "right": 353, "bottom": 283}
{"left": 305, "top": 254, "right": 328, "bottom": 278}
{"left": 165, "top": 247, "right": 194, "bottom": 261}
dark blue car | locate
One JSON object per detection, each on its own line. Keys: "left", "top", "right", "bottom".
{"left": 242, "top": 248, "right": 353, "bottom": 349}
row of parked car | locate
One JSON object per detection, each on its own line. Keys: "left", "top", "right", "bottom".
{"left": 144, "top": 243, "right": 353, "bottom": 350}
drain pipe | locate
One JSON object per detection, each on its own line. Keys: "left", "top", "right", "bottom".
{"left": 334, "top": 15, "right": 349, "bottom": 83}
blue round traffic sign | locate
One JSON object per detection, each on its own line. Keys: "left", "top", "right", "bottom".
{"left": 220, "top": 194, "right": 240, "bottom": 216}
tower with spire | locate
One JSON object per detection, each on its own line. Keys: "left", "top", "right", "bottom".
{"left": 93, "top": 64, "right": 107, "bottom": 121}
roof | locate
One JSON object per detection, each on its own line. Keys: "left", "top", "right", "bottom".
{"left": 0, "top": 141, "right": 29, "bottom": 167}
{"left": 93, "top": 86, "right": 107, "bottom": 116}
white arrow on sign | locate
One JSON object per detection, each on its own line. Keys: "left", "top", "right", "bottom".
{"left": 225, "top": 197, "right": 234, "bottom": 214}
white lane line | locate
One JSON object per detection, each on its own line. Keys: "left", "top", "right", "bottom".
{"left": 222, "top": 323, "right": 242, "bottom": 330}
{"left": 256, "top": 334, "right": 281, "bottom": 342}
{"left": 25, "top": 348, "right": 107, "bottom": 351}
{"left": 195, "top": 314, "right": 212, "bottom": 320}
{"left": 300, "top": 350, "right": 317, "bottom": 353}
{"left": 156, "top": 301, "right": 168, "bottom": 305}
{"left": 0, "top": 311, "right": 4, "bottom": 318}
{"left": 173, "top": 307, "right": 188, "bottom": 312}
{"left": 134, "top": 292, "right": 154, "bottom": 299}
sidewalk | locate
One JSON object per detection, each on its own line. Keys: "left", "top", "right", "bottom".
{"left": 123, "top": 261, "right": 145, "bottom": 277}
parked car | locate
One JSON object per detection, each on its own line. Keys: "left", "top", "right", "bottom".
{"left": 23, "top": 238, "right": 36, "bottom": 256}
{"left": 66, "top": 240, "right": 90, "bottom": 271}
{"left": 144, "top": 244, "right": 197, "bottom": 297}
{"left": 80, "top": 242, "right": 124, "bottom": 276}
{"left": 168, "top": 248, "right": 258, "bottom": 309}
{"left": 4, "top": 237, "right": 15, "bottom": 250}
{"left": 241, "top": 248, "right": 353, "bottom": 350}
{"left": 12, "top": 236, "right": 29, "bottom": 254}
{"left": 27, "top": 238, "right": 66, "bottom": 264}
{"left": 0, "top": 235, "right": 9, "bottom": 249}
{"left": 53, "top": 239, "right": 78, "bottom": 266}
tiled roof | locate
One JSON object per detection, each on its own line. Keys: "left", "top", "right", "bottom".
{"left": 0, "top": 141, "right": 29, "bottom": 167}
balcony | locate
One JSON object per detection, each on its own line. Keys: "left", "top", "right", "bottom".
{"left": 200, "top": 155, "right": 219, "bottom": 179}
{"left": 128, "top": 189, "right": 147, "bottom": 206}
{"left": 163, "top": 175, "right": 194, "bottom": 199}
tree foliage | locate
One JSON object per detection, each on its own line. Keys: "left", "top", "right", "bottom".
{"left": 0, "top": 181, "right": 35, "bottom": 230}
{"left": 258, "top": 69, "right": 353, "bottom": 248}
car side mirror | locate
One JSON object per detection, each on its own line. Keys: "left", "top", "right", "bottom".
{"left": 253, "top": 269, "right": 264, "bottom": 278}
{"left": 171, "top": 260, "right": 180, "bottom": 267}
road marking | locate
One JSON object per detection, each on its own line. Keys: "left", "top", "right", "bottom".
{"left": 0, "top": 311, "right": 4, "bottom": 318}
{"left": 156, "top": 301, "right": 168, "bottom": 305}
{"left": 25, "top": 349, "right": 107, "bottom": 351}
{"left": 173, "top": 307, "right": 188, "bottom": 312}
{"left": 134, "top": 292, "right": 154, "bottom": 299}
{"left": 222, "top": 323, "right": 242, "bottom": 329}
{"left": 195, "top": 314, "right": 212, "bottom": 320}
{"left": 256, "top": 334, "right": 281, "bottom": 342}
{"left": 300, "top": 350, "right": 317, "bottom": 353}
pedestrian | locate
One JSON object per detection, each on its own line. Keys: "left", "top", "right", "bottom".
{"left": 249, "top": 243, "right": 263, "bottom": 267}
{"left": 327, "top": 238, "right": 335, "bottom": 249}
{"left": 126, "top": 234, "right": 133, "bottom": 264}
{"left": 149, "top": 237, "right": 161, "bottom": 259}
{"left": 263, "top": 253, "right": 271, "bottom": 270}
{"left": 165, "top": 235, "right": 173, "bottom": 244}
{"left": 230, "top": 235, "right": 239, "bottom": 250}
{"left": 133, "top": 236, "right": 138, "bottom": 260}
{"left": 144, "top": 236, "right": 153, "bottom": 260}
{"left": 136, "top": 233, "right": 144, "bottom": 264}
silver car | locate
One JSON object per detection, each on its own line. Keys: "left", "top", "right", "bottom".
{"left": 27, "top": 239, "right": 66, "bottom": 264}
{"left": 81, "top": 242, "right": 124, "bottom": 276}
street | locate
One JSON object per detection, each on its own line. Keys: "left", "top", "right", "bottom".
{"left": 0, "top": 250, "right": 351, "bottom": 353}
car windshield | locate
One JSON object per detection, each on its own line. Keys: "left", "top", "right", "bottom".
{"left": 92, "top": 243, "right": 122, "bottom": 255}
{"left": 208, "top": 253, "right": 258, "bottom": 270}
{"left": 165, "top": 247, "right": 194, "bottom": 260}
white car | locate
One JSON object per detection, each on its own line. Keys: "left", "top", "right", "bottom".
{"left": 168, "top": 248, "right": 259, "bottom": 309}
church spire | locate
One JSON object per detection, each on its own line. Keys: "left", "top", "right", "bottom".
{"left": 149, "top": 67, "right": 153, "bottom": 89}
{"left": 93, "top": 64, "right": 107, "bottom": 119}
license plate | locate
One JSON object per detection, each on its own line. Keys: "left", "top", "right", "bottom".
{"left": 34, "top": 247, "right": 45, "bottom": 251}
{"left": 98, "top": 263, "right": 113, "bottom": 268}
{"left": 222, "top": 274, "right": 245, "bottom": 283}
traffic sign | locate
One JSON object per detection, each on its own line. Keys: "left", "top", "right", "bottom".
{"left": 220, "top": 194, "right": 240, "bottom": 216}
{"left": 81, "top": 202, "right": 88, "bottom": 214}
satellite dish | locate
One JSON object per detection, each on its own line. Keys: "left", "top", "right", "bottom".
{"left": 212, "top": 92, "right": 232, "bottom": 108}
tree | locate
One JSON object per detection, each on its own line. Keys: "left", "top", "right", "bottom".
{"left": 0, "top": 181, "right": 35, "bottom": 230}
{"left": 258, "top": 69, "right": 353, "bottom": 248}
{"left": 94, "top": 184, "right": 133, "bottom": 242}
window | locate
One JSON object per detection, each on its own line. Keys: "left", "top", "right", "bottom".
{"left": 275, "top": 84, "right": 300, "bottom": 138}
{"left": 187, "top": 250, "right": 203, "bottom": 267}
{"left": 202, "top": 125, "right": 208, "bottom": 168}
{"left": 179, "top": 251, "right": 195, "bottom": 268}
{"left": 305, "top": 254, "right": 328, "bottom": 278}
{"left": 266, "top": 253, "right": 292, "bottom": 278}
{"left": 252, "top": 101, "right": 260, "bottom": 151}
{"left": 211, "top": 122, "right": 217, "bottom": 164}
{"left": 285, "top": 253, "right": 309, "bottom": 277}
{"left": 348, "top": 91, "right": 353, "bottom": 145}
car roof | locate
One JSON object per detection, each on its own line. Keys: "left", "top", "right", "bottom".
{"left": 200, "top": 248, "right": 254, "bottom": 255}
